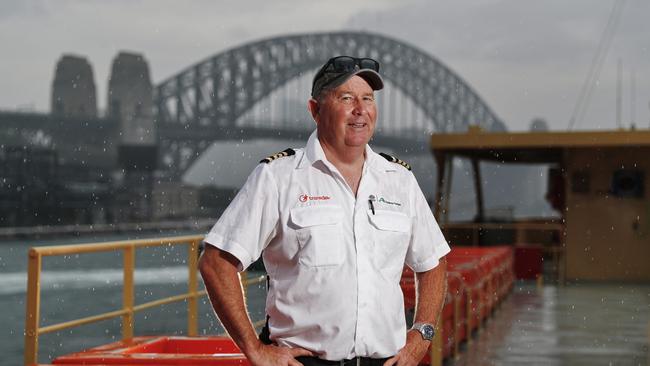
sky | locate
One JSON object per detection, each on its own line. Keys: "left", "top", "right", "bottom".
{"left": 1, "top": 0, "right": 648, "bottom": 132}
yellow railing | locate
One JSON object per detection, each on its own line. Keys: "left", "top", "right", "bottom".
{"left": 23, "top": 234, "right": 266, "bottom": 366}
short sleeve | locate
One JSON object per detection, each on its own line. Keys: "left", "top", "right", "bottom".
{"left": 405, "top": 173, "right": 451, "bottom": 272}
{"left": 203, "top": 163, "right": 280, "bottom": 271}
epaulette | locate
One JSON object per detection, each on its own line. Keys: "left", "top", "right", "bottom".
{"left": 259, "top": 148, "right": 296, "bottom": 164}
{"left": 379, "top": 152, "right": 411, "bottom": 171}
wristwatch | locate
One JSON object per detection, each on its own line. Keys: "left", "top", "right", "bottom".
{"left": 411, "top": 322, "right": 435, "bottom": 341}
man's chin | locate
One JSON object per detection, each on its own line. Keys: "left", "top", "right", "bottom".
{"left": 344, "top": 137, "right": 371, "bottom": 148}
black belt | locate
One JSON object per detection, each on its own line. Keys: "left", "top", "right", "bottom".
{"left": 296, "top": 356, "right": 390, "bottom": 366}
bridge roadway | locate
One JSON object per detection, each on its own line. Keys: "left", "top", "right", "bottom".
{"left": 0, "top": 111, "right": 430, "bottom": 172}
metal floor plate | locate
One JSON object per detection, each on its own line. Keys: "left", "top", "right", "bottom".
{"left": 450, "top": 282, "right": 650, "bottom": 366}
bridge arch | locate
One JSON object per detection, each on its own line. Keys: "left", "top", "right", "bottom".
{"left": 154, "top": 31, "right": 505, "bottom": 175}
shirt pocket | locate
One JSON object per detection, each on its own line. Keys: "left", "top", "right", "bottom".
{"left": 368, "top": 209, "right": 411, "bottom": 271}
{"left": 290, "top": 205, "right": 344, "bottom": 268}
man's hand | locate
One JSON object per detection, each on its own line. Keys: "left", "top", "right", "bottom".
{"left": 246, "top": 342, "right": 315, "bottom": 366}
{"left": 382, "top": 331, "right": 431, "bottom": 366}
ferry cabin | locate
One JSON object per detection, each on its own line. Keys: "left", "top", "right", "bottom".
{"left": 430, "top": 127, "right": 650, "bottom": 282}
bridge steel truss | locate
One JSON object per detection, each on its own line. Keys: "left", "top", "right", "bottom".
{"left": 154, "top": 31, "right": 506, "bottom": 176}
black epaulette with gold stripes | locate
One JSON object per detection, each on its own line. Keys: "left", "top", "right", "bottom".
{"left": 379, "top": 152, "right": 411, "bottom": 171}
{"left": 259, "top": 148, "right": 296, "bottom": 164}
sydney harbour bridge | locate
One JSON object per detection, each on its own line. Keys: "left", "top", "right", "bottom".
{"left": 154, "top": 32, "right": 505, "bottom": 175}
{"left": 0, "top": 31, "right": 506, "bottom": 226}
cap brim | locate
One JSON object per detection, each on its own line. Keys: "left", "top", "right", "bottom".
{"left": 312, "top": 69, "right": 384, "bottom": 97}
{"left": 328, "top": 69, "right": 384, "bottom": 91}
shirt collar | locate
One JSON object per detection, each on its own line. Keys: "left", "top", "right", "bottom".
{"left": 297, "top": 129, "right": 381, "bottom": 171}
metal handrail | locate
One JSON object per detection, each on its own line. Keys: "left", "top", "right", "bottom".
{"left": 23, "top": 234, "right": 266, "bottom": 366}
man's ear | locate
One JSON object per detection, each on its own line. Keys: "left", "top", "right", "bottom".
{"left": 307, "top": 98, "right": 320, "bottom": 122}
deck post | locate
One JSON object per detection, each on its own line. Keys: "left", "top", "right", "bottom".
{"left": 122, "top": 245, "right": 135, "bottom": 340}
{"left": 187, "top": 240, "right": 199, "bottom": 336}
{"left": 429, "top": 319, "right": 443, "bottom": 366}
{"left": 24, "top": 249, "right": 42, "bottom": 366}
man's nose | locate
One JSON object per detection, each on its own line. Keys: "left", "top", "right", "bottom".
{"left": 352, "top": 98, "right": 367, "bottom": 115}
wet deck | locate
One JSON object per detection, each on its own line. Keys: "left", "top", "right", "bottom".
{"left": 450, "top": 282, "right": 650, "bottom": 365}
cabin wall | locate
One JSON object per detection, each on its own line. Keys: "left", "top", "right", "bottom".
{"left": 565, "top": 146, "right": 650, "bottom": 281}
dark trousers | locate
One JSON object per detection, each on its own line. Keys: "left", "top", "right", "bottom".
{"left": 261, "top": 323, "right": 390, "bottom": 365}
{"left": 295, "top": 356, "right": 390, "bottom": 366}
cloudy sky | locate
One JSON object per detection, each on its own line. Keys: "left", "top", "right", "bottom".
{"left": 1, "top": 0, "right": 648, "bottom": 131}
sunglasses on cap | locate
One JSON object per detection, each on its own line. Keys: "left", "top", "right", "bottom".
{"left": 320, "top": 56, "right": 380, "bottom": 74}
{"left": 311, "top": 56, "right": 383, "bottom": 97}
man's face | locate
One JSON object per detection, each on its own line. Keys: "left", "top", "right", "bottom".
{"left": 309, "top": 75, "right": 377, "bottom": 151}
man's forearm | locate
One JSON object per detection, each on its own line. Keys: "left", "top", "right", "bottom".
{"left": 385, "top": 258, "right": 448, "bottom": 365}
{"left": 199, "top": 246, "right": 261, "bottom": 355}
{"left": 413, "top": 257, "right": 447, "bottom": 326}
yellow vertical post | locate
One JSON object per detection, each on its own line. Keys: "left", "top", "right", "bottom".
{"left": 24, "top": 249, "right": 42, "bottom": 366}
{"left": 187, "top": 240, "right": 199, "bottom": 336}
{"left": 515, "top": 226, "right": 525, "bottom": 244}
{"left": 122, "top": 245, "right": 135, "bottom": 340}
{"left": 429, "top": 320, "right": 443, "bottom": 366}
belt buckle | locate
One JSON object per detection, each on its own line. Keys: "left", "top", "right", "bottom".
{"left": 340, "top": 357, "right": 361, "bottom": 366}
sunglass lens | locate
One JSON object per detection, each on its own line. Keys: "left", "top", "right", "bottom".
{"left": 359, "top": 58, "right": 379, "bottom": 72}
{"left": 332, "top": 56, "right": 356, "bottom": 72}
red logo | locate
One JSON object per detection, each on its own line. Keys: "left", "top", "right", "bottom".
{"left": 299, "top": 194, "right": 330, "bottom": 202}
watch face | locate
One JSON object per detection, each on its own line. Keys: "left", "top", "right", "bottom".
{"left": 421, "top": 324, "right": 435, "bottom": 340}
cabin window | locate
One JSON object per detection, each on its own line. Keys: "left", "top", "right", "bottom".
{"left": 611, "top": 169, "right": 644, "bottom": 198}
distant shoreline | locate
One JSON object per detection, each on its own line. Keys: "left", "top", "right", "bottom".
{"left": 0, "top": 218, "right": 216, "bottom": 241}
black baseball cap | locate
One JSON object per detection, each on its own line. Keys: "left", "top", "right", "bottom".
{"left": 311, "top": 56, "right": 384, "bottom": 98}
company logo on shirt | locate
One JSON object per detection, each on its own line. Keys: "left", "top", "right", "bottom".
{"left": 299, "top": 194, "right": 331, "bottom": 203}
{"left": 379, "top": 197, "right": 401, "bottom": 206}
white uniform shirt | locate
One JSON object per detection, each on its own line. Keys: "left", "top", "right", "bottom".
{"left": 205, "top": 130, "right": 450, "bottom": 360}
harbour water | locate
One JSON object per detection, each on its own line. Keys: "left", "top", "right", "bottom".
{"left": 0, "top": 230, "right": 267, "bottom": 365}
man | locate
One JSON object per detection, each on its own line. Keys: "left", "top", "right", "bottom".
{"left": 199, "top": 56, "right": 450, "bottom": 366}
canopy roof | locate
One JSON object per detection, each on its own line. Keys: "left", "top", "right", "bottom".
{"left": 429, "top": 128, "right": 650, "bottom": 163}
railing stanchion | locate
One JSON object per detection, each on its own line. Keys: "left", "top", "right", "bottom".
{"left": 23, "top": 235, "right": 217, "bottom": 364}
{"left": 188, "top": 240, "right": 200, "bottom": 336}
{"left": 24, "top": 249, "right": 42, "bottom": 366}
{"left": 122, "top": 245, "right": 135, "bottom": 340}
{"left": 429, "top": 320, "right": 443, "bottom": 366}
